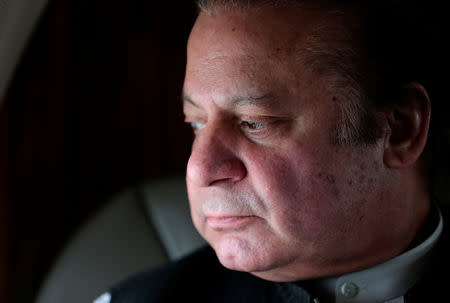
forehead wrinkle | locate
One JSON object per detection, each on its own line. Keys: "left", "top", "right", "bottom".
{"left": 183, "top": 90, "right": 281, "bottom": 112}
{"left": 182, "top": 92, "right": 200, "bottom": 109}
{"left": 232, "top": 93, "right": 280, "bottom": 109}
{"left": 188, "top": 52, "right": 266, "bottom": 91}
{"left": 188, "top": 50, "right": 260, "bottom": 81}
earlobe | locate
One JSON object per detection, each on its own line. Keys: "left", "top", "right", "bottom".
{"left": 383, "top": 82, "right": 431, "bottom": 168}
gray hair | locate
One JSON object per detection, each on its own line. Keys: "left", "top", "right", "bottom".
{"left": 197, "top": 0, "right": 303, "bottom": 12}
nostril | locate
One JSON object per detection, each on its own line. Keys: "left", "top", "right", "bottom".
{"left": 208, "top": 158, "right": 247, "bottom": 186}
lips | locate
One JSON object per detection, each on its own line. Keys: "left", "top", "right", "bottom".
{"left": 206, "top": 215, "right": 257, "bottom": 230}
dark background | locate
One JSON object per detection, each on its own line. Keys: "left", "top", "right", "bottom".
{"left": 0, "top": 1, "right": 197, "bottom": 302}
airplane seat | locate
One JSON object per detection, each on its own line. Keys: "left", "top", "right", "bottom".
{"left": 33, "top": 176, "right": 205, "bottom": 303}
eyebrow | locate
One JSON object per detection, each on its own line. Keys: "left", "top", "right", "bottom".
{"left": 232, "top": 93, "right": 278, "bottom": 108}
{"left": 182, "top": 92, "right": 199, "bottom": 108}
{"left": 182, "top": 91, "right": 279, "bottom": 109}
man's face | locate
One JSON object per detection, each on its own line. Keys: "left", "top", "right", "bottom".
{"left": 183, "top": 7, "right": 408, "bottom": 281}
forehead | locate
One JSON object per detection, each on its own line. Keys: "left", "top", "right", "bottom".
{"left": 193, "top": 8, "right": 318, "bottom": 51}
{"left": 184, "top": 5, "right": 353, "bottom": 108}
{"left": 187, "top": 6, "right": 330, "bottom": 69}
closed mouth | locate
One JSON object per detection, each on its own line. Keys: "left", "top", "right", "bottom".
{"left": 206, "top": 215, "right": 257, "bottom": 230}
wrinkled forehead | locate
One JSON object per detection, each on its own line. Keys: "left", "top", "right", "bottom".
{"left": 188, "top": 6, "right": 324, "bottom": 62}
{"left": 185, "top": 8, "right": 313, "bottom": 101}
{"left": 186, "top": 4, "right": 361, "bottom": 74}
{"left": 184, "top": 5, "right": 362, "bottom": 99}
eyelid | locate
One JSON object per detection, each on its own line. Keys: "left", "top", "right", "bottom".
{"left": 240, "top": 120, "right": 269, "bottom": 130}
{"left": 238, "top": 115, "right": 286, "bottom": 127}
{"left": 190, "top": 121, "right": 205, "bottom": 131}
{"left": 238, "top": 116, "right": 284, "bottom": 140}
{"left": 184, "top": 111, "right": 207, "bottom": 133}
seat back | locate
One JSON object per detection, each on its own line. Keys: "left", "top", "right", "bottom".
{"left": 34, "top": 176, "right": 205, "bottom": 303}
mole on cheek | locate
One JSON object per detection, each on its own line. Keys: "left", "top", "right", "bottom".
{"left": 326, "top": 174, "right": 336, "bottom": 184}
{"left": 317, "top": 172, "right": 337, "bottom": 185}
{"left": 359, "top": 175, "right": 366, "bottom": 183}
{"left": 372, "top": 160, "right": 380, "bottom": 172}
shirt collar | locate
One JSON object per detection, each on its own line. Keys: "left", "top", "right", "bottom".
{"left": 304, "top": 203, "right": 443, "bottom": 303}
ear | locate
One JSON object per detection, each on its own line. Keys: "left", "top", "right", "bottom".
{"left": 383, "top": 82, "right": 431, "bottom": 168}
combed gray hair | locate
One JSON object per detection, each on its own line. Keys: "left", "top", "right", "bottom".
{"left": 195, "top": 0, "right": 381, "bottom": 145}
{"left": 197, "top": 0, "right": 309, "bottom": 12}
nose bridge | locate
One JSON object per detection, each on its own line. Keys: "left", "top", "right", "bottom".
{"left": 197, "top": 119, "right": 232, "bottom": 156}
{"left": 187, "top": 120, "right": 246, "bottom": 187}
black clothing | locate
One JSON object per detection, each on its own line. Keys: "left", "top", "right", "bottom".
{"left": 110, "top": 246, "right": 312, "bottom": 303}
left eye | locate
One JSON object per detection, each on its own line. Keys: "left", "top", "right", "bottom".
{"left": 240, "top": 121, "right": 268, "bottom": 130}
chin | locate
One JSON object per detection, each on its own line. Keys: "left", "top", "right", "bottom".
{"left": 211, "top": 234, "right": 283, "bottom": 275}
{"left": 210, "top": 234, "right": 327, "bottom": 282}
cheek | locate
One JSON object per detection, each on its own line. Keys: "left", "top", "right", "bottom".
{"left": 248, "top": 143, "right": 375, "bottom": 247}
{"left": 249, "top": 146, "right": 340, "bottom": 236}
{"left": 186, "top": 179, "right": 206, "bottom": 233}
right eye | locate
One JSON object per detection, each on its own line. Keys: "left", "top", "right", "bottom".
{"left": 189, "top": 122, "right": 205, "bottom": 131}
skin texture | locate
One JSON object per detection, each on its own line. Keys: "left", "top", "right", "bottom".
{"left": 183, "top": 6, "right": 430, "bottom": 282}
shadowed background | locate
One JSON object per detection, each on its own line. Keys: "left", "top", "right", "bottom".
{"left": 0, "top": 1, "right": 196, "bottom": 302}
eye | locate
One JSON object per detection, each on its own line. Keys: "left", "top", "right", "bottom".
{"left": 189, "top": 121, "right": 205, "bottom": 131}
{"left": 238, "top": 117, "right": 287, "bottom": 140}
{"left": 240, "top": 121, "right": 268, "bottom": 130}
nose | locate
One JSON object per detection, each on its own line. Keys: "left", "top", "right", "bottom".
{"left": 186, "top": 124, "right": 247, "bottom": 187}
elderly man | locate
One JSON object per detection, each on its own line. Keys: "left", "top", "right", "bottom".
{"left": 95, "top": 1, "right": 447, "bottom": 302}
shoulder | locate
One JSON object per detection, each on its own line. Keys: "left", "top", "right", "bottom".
{"left": 103, "top": 246, "right": 279, "bottom": 303}
{"left": 108, "top": 246, "right": 218, "bottom": 303}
